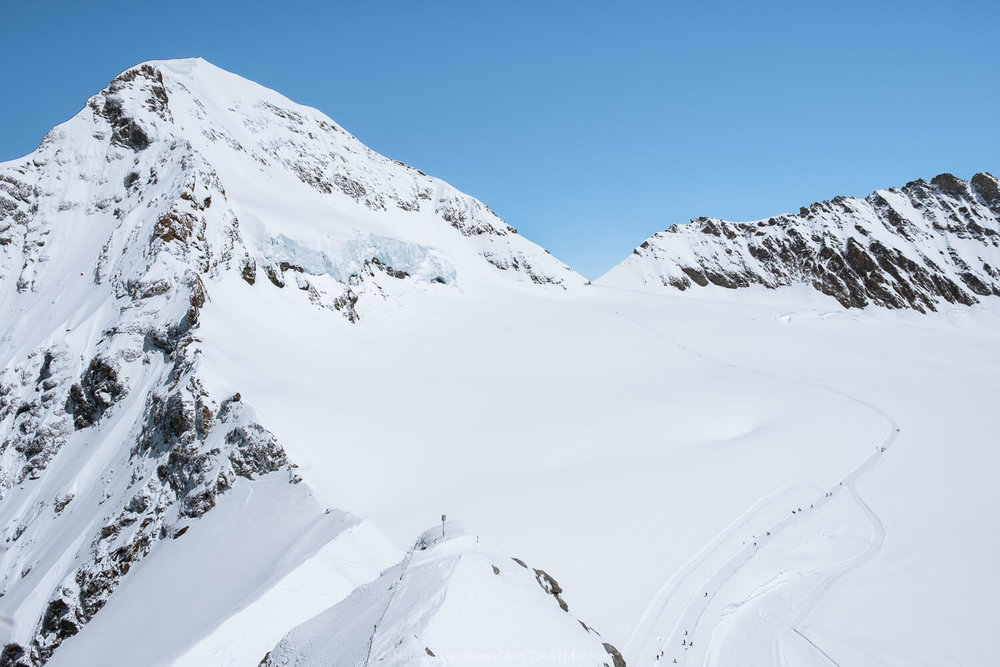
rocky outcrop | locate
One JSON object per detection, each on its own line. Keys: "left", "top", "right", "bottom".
{"left": 533, "top": 567, "right": 570, "bottom": 612}
{"left": 602, "top": 172, "right": 1000, "bottom": 312}
{"left": 65, "top": 356, "right": 126, "bottom": 430}
{"left": 96, "top": 63, "right": 171, "bottom": 152}
{"left": 0, "top": 349, "right": 73, "bottom": 489}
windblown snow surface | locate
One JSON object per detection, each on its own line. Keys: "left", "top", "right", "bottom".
{"left": 1, "top": 59, "right": 998, "bottom": 667}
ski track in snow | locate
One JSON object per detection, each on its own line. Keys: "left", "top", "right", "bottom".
{"left": 364, "top": 546, "right": 416, "bottom": 666}
{"left": 615, "top": 304, "right": 899, "bottom": 667}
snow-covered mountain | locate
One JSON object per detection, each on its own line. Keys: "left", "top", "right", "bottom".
{"left": 0, "top": 58, "right": 584, "bottom": 666}
{"left": 599, "top": 172, "right": 1000, "bottom": 311}
{"left": 2, "top": 58, "right": 999, "bottom": 667}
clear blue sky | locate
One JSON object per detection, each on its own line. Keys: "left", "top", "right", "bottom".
{"left": 3, "top": 1, "right": 998, "bottom": 277}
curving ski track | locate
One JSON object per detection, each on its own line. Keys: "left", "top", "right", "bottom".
{"left": 616, "top": 306, "right": 898, "bottom": 667}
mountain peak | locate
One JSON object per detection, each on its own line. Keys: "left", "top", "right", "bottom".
{"left": 108, "top": 57, "right": 261, "bottom": 93}
{"left": 4, "top": 57, "right": 583, "bottom": 304}
{"left": 102, "top": 58, "right": 304, "bottom": 119}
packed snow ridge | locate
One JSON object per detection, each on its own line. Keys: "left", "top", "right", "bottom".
{"left": 600, "top": 172, "right": 1000, "bottom": 311}
{"left": 262, "top": 524, "right": 625, "bottom": 667}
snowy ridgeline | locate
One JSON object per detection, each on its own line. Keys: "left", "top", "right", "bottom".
{"left": 600, "top": 172, "right": 1000, "bottom": 312}
{"left": 263, "top": 525, "right": 625, "bottom": 667}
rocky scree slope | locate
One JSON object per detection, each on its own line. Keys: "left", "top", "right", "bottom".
{"left": 0, "top": 58, "right": 579, "bottom": 666}
{"left": 600, "top": 172, "right": 1000, "bottom": 311}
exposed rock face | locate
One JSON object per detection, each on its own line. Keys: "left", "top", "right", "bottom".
{"left": 601, "top": 173, "right": 1000, "bottom": 312}
{"left": 65, "top": 356, "right": 126, "bottom": 429}
{"left": 534, "top": 567, "right": 570, "bottom": 612}
{"left": 0, "top": 349, "right": 73, "bottom": 485}
{"left": 0, "top": 201, "right": 299, "bottom": 666}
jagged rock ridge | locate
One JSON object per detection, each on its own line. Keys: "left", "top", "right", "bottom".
{"left": 600, "top": 172, "right": 1000, "bottom": 311}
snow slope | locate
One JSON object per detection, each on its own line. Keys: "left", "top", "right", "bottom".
{"left": 221, "top": 279, "right": 999, "bottom": 667}
{"left": 604, "top": 292, "right": 1000, "bottom": 666}
{"left": 2, "top": 58, "right": 998, "bottom": 667}
{"left": 263, "top": 524, "right": 625, "bottom": 667}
